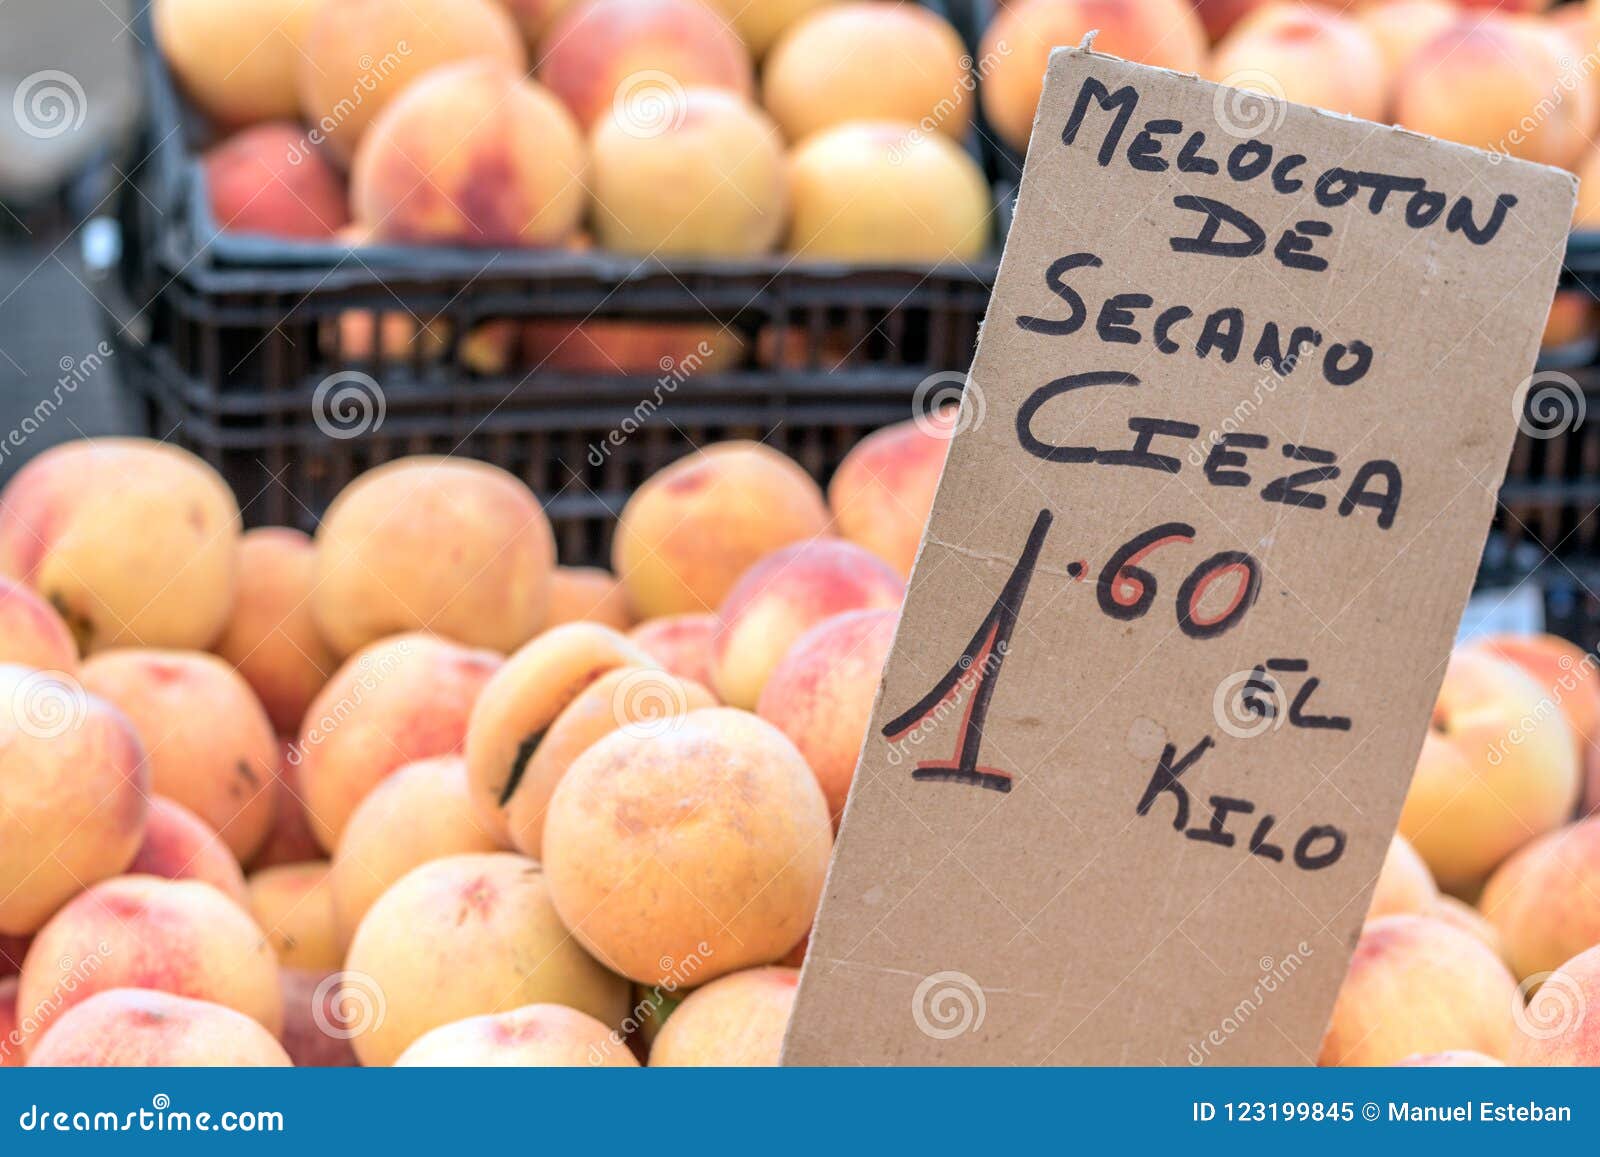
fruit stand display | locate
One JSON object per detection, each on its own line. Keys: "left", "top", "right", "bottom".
{"left": 0, "top": 0, "right": 1595, "bottom": 1071}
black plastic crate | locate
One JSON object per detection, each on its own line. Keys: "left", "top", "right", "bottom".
{"left": 105, "top": 1, "right": 1001, "bottom": 566}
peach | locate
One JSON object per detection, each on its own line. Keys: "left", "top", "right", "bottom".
{"left": 81, "top": 650, "right": 279, "bottom": 862}
{"left": 1393, "top": 16, "right": 1585, "bottom": 168}
{"left": 213, "top": 527, "right": 338, "bottom": 734}
{"left": 1542, "top": 291, "right": 1595, "bottom": 350}
{"left": 1481, "top": 818, "right": 1600, "bottom": 981}
{"left": 1506, "top": 944, "right": 1600, "bottom": 1065}
{"left": 0, "top": 438, "right": 241, "bottom": 653}
{"left": 546, "top": 566, "right": 635, "bottom": 630}
{"left": 277, "top": 968, "right": 357, "bottom": 1066}
{"left": 312, "top": 456, "right": 555, "bottom": 657}
{"left": 828, "top": 413, "right": 952, "bottom": 577}
{"left": 324, "top": 309, "right": 452, "bottom": 364}
{"left": 628, "top": 614, "right": 720, "bottom": 689}
{"left": 1356, "top": 0, "right": 1457, "bottom": 76}
{"left": 649, "top": 966, "right": 799, "bottom": 1066}
{"left": 0, "top": 978, "right": 18, "bottom": 1066}
{"left": 331, "top": 756, "right": 504, "bottom": 944}
{"left": 1365, "top": 834, "right": 1437, "bottom": 921}
{"left": 704, "top": 0, "right": 838, "bottom": 56}
{"left": 250, "top": 747, "right": 323, "bottom": 870}
{"left": 203, "top": 123, "right": 349, "bottom": 240}
{"left": 590, "top": 88, "right": 785, "bottom": 257}
{"left": 538, "top": 0, "right": 754, "bottom": 132}
{"left": 153, "top": 0, "right": 315, "bottom": 127}
{"left": 502, "top": 665, "right": 717, "bottom": 857}
{"left": 762, "top": 4, "right": 971, "bottom": 143}
{"left": 464, "top": 623, "right": 656, "bottom": 842}
{"left": 543, "top": 707, "right": 832, "bottom": 987}
{"left": 350, "top": 61, "right": 587, "bottom": 247}
{"left": 1575, "top": 147, "right": 1600, "bottom": 229}
{"left": 757, "top": 608, "right": 897, "bottom": 821}
{"left": 248, "top": 862, "right": 339, "bottom": 973}
{"left": 24, "top": 989, "right": 290, "bottom": 1067}
{"left": 980, "top": 0, "right": 1208, "bottom": 153}
{"left": 520, "top": 320, "right": 743, "bottom": 374}
{"left": 0, "top": 576, "right": 76, "bottom": 670}
{"left": 295, "top": 633, "right": 501, "bottom": 851}
{"left": 1208, "top": 4, "right": 1388, "bottom": 122}
{"left": 394, "top": 1003, "right": 638, "bottom": 1066}
{"left": 787, "top": 122, "right": 992, "bottom": 262}
{"left": 1193, "top": 0, "right": 1276, "bottom": 41}
{"left": 18, "top": 876, "right": 282, "bottom": 1055}
{"left": 613, "top": 443, "right": 830, "bottom": 620}
{"left": 344, "top": 853, "right": 629, "bottom": 1066}
{"left": 0, "top": 666, "right": 147, "bottom": 935}
{"left": 497, "top": 0, "right": 578, "bottom": 46}
{"left": 1319, "top": 915, "right": 1519, "bottom": 1065}
{"left": 298, "top": 0, "right": 526, "bottom": 163}
{"left": 713, "top": 539, "right": 905, "bottom": 710}
{"left": 128, "top": 797, "right": 249, "bottom": 906}
{"left": 1398, "top": 648, "right": 1580, "bottom": 892}
{"left": 1430, "top": 894, "right": 1506, "bottom": 960}
{"left": 1395, "top": 1050, "right": 1506, "bottom": 1067}
{"left": 1473, "top": 633, "right": 1600, "bottom": 771}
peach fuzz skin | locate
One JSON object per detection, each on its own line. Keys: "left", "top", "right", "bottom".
{"left": 24, "top": 988, "right": 290, "bottom": 1067}
{"left": 611, "top": 441, "right": 829, "bottom": 621}
{"left": 394, "top": 1003, "right": 637, "bottom": 1066}
{"left": 294, "top": 632, "right": 501, "bottom": 852}
{"left": 0, "top": 667, "right": 148, "bottom": 936}
{"left": 542, "top": 708, "right": 831, "bottom": 988}
{"left": 463, "top": 622, "right": 659, "bottom": 844}
{"left": 17, "top": 876, "right": 283, "bottom": 1057}
{"left": 1319, "top": 915, "right": 1518, "bottom": 1065}
{"left": 343, "top": 853, "right": 629, "bottom": 1067}
{"left": 0, "top": 438, "right": 240, "bottom": 654}
{"left": 80, "top": 649, "right": 280, "bottom": 863}
{"left": 712, "top": 539, "right": 904, "bottom": 710}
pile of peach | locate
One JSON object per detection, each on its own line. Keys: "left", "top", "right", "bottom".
{"left": 0, "top": 421, "right": 943, "bottom": 1066}
{"left": 2, "top": 428, "right": 1598, "bottom": 1067}
{"left": 1332, "top": 637, "right": 1600, "bottom": 1066}
{"left": 161, "top": 0, "right": 994, "bottom": 265}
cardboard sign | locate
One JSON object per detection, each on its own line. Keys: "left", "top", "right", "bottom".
{"left": 782, "top": 48, "right": 1575, "bottom": 1066}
